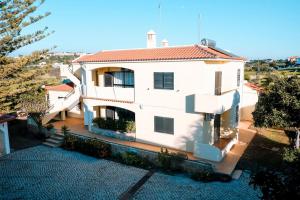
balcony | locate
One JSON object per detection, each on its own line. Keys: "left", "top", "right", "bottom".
{"left": 83, "top": 86, "right": 134, "bottom": 102}
{"left": 194, "top": 90, "right": 240, "bottom": 114}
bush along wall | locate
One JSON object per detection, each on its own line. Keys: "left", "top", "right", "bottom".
{"left": 62, "top": 134, "right": 229, "bottom": 182}
{"left": 92, "top": 117, "right": 135, "bottom": 133}
{"left": 63, "top": 134, "right": 111, "bottom": 158}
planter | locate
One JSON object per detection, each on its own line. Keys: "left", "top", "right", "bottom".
{"left": 91, "top": 126, "right": 135, "bottom": 141}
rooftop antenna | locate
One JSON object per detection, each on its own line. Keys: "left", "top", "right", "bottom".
{"left": 197, "top": 13, "right": 202, "bottom": 43}
{"left": 158, "top": 0, "right": 162, "bottom": 38}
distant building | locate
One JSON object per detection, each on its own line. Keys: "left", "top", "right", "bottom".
{"left": 288, "top": 56, "right": 299, "bottom": 63}
{"left": 49, "top": 52, "right": 88, "bottom": 57}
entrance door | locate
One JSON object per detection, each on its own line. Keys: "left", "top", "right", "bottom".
{"left": 214, "top": 114, "right": 221, "bottom": 142}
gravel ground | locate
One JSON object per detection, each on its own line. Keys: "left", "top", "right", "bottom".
{"left": 0, "top": 146, "right": 147, "bottom": 200}
{"left": 0, "top": 146, "right": 260, "bottom": 200}
{"left": 133, "top": 172, "right": 260, "bottom": 200}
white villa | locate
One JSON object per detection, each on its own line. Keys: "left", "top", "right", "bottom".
{"left": 45, "top": 31, "right": 246, "bottom": 162}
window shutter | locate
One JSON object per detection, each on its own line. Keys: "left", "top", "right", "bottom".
{"left": 237, "top": 69, "right": 241, "bottom": 87}
{"left": 154, "top": 116, "right": 174, "bottom": 134}
{"left": 215, "top": 71, "right": 222, "bottom": 95}
{"left": 154, "top": 73, "right": 164, "bottom": 89}
{"left": 163, "top": 73, "right": 174, "bottom": 89}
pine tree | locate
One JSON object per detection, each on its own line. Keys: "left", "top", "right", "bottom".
{"left": 0, "top": 0, "right": 53, "bottom": 113}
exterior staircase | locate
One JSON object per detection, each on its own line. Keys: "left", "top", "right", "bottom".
{"left": 43, "top": 133, "right": 64, "bottom": 147}
{"left": 42, "top": 64, "right": 82, "bottom": 125}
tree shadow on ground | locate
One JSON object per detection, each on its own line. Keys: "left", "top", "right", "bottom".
{"left": 8, "top": 119, "right": 44, "bottom": 151}
{"left": 236, "top": 130, "right": 289, "bottom": 172}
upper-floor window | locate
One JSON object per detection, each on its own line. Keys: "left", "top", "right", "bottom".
{"left": 154, "top": 116, "right": 174, "bottom": 134}
{"left": 237, "top": 69, "right": 241, "bottom": 87}
{"left": 104, "top": 71, "right": 134, "bottom": 88}
{"left": 154, "top": 72, "right": 174, "bottom": 90}
{"left": 215, "top": 71, "right": 222, "bottom": 95}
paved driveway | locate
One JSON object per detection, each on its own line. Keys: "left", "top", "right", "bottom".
{"left": 0, "top": 146, "right": 259, "bottom": 200}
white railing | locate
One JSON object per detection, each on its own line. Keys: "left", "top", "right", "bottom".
{"left": 60, "top": 65, "right": 81, "bottom": 86}
{"left": 84, "top": 86, "right": 134, "bottom": 102}
{"left": 195, "top": 90, "right": 240, "bottom": 114}
{"left": 43, "top": 87, "right": 81, "bottom": 124}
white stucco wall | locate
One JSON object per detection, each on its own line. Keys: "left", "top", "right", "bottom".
{"left": 79, "top": 59, "right": 244, "bottom": 161}
{"left": 0, "top": 122, "right": 10, "bottom": 155}
{"left": 241, "top": 83, "right": 259, "bottom": 121}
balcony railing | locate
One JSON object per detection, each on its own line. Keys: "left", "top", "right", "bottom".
{"left": 83, "top": 86, "right": 134, "bottom": 102}
{"left": 194, "top": 90, "right": 240, "bottom": 114}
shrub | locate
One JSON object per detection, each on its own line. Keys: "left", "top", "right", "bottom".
{"left": 63, "top": 134, "right": 111, "bottom": 158}
{"left": 125, "top": 121, "right": 136, "bottom": 132}
{"left": 191, "top": 171, "right": 231, "bottom": 182}
{"left": 120, "top": 152, "right": 153, "bottom": 169}
{"left": 157, "top": 147, "right": 187, "bottom": 172}
{"left": 92, "top": 117, "right": 135, "bottom": 133}
{"left": 282, "top": 147, "right": 300, "bottom": 163}
{"left": 61, "top": 125, "right": 70, "bottom": 136}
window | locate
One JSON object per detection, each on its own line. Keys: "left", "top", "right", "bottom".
{"left": 106, "top": 106, "right": 115, "bottom": 120}
{"left": 154, "top": 116, "right": 174, "bottom": 134}
{"left": 154, "top": 72, "right": 174, "bottom": 90}
{"left": 215, "top": 71, "right": 222, "bottom": 95}
{"left": 104, "top": 71, "right": 134, "bottom": 88}
{"left": 237, "top": 69, "right": 241, "bottom": 87}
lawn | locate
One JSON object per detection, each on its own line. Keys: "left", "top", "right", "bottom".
{"left": 237, "top": 127, "right": 290, "bottom": 172}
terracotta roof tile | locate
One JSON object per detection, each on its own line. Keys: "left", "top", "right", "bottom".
{"left": 45, "top": 84, "right": 73, "bottom": 92}
{"left": 74, "top": 45, "right": 244, "bottom": 63}
{"left": 245, "top": 82, "right": 262, "bottom": 92}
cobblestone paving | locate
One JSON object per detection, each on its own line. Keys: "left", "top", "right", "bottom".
{"left": 0, "top": 146, "right": 260, "bottom": 200}
{"left": 0, "top": 146, "right": 147, "bottom": 200}
{"left": 133, "top": 172, "right": 260, "bottom": 200}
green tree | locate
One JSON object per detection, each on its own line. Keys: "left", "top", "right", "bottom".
{"left": 0, "top": 0, "right": 53, "bottom": 113}
{"left": 250, "top": 149, "right": 300, "bottom": 200}
{"left": 252, "top": 74, "right": 300, "bottom": 148}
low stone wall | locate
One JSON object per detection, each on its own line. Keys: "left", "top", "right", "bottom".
{"left": 69, "top": 132, "right": 213, "bottom": 174}
{"left": 91, "top": 126, "right": 135, "bottom": 142}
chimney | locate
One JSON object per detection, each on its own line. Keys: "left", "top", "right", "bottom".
{"left": 161, "top": 39, "right": 169, "bottom": 47}
{"left": 147, "top": 30, "right": 156, "bottom": 48}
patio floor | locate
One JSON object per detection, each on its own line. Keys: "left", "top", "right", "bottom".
{"left": 52, "top": 118, "right": 256, "bottom": 175}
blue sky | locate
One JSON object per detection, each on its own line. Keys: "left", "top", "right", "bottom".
{"left": 15, "top": 0, "right": 300, "bottom": 59}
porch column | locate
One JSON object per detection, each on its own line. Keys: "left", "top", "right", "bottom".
{"left": 1, "top": 122, "right": 10, "bottom": 155}
{"left": 85, "top": 69, "right": 92, "bottom": 97}
{"left": 60, "top": 111, "right": 66, "bottom": 121}
{"left": 83, "top": 103, "right": 94, "bottom": 131}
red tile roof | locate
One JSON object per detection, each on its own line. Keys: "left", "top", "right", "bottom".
{"left": 245, "top": 82, "right": 262, "bottom": 92}
{"left": 74, "top": 45, "right": 244, "bottom": 63}
{"left": 45, "top": 84, "right": 73, "bottom": 92}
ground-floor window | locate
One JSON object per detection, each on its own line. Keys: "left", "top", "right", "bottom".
{"left": 154, "top": 116, "right": 174, "bottom": 134}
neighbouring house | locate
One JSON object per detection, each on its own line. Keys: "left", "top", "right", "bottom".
{"left": 44, "top": 31, "right": 246, "bottom": 162}
{"left": 288, "top": 56, "right": 300, "bottom": 64}
{"left": 240, "top": 82, "right": 260, "bottom": 121}
{"left": 0, "top": 114, "right": 16, "bottom": 156}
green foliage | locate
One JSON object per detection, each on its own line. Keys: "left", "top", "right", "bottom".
{"left": 61, "top": 125, "right": 70, "bottom": 136}
{"left": 0, "top": 0, "right": 53, "bottom": 113}
{"left": 63, "top": 134, "right": 111, "bottom": 158}
{"left": 157, "top": 147, "right": 187, "bottom": 171}
{"left": 250, "top": 150, "right": 300, "bottom": 199}
{"left": 191, "top": 171, "right": 231, "bottom": 183}
{"left": 282, "top": 147, "right": 300, "bottom": 163}
{"left": 118, "top": 152, "right": 153, "bottom": 169}
{"left": 92, "top": 117, "right": 135, "bottom": 133}
{"left": 252, "top": 74, "right": 300, "bottom": 147}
